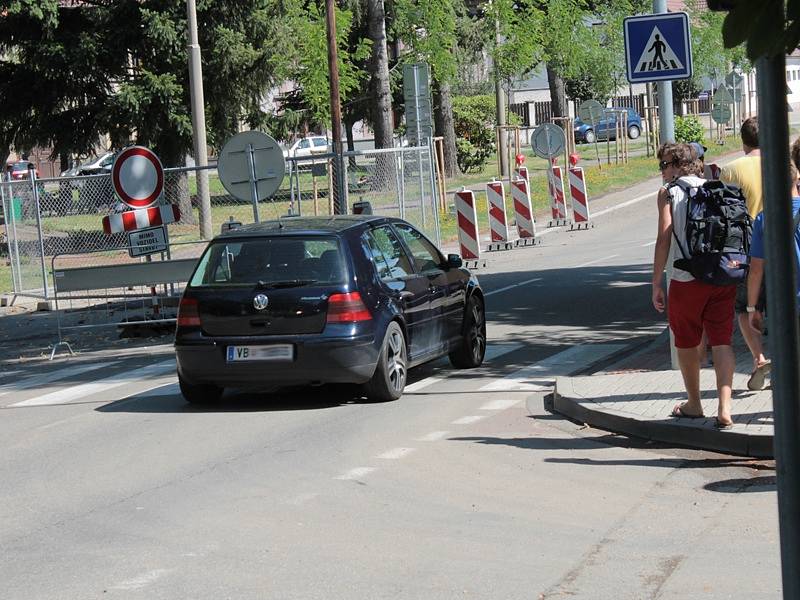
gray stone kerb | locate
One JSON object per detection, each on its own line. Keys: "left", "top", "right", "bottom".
{"left": 551, "top": 373, "right": 774, "bottom": 458}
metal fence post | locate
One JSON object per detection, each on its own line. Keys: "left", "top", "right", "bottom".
{"left": 417, "top": 145, "right": 427, "bottom": 228}
{"left": 427, "top": 139, "right": 441, "bottom": 246}
{"left": 29, "top": 168, "right": 49, "bottom": 300}
{"left": 399, "top": 150, "right": 406, "bottom": 221}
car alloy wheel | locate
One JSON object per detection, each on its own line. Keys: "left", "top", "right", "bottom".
{"left": 386, "top": 327, "right": 407, "bottom": 393}
{"left": 628, "top": 125, "right": 641, "bottom": 139}
{"left": 468, "top": 302, "right": 486, "bottom": 364}
{"left": 584, "top": 129, "right": 596, "bottom": 144}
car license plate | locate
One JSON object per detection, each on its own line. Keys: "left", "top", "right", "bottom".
{"left": 226, "top": 344, "right": 294, "bottom": 362}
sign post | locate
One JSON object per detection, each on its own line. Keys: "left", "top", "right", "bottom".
{"left": 403, "top": 63, "right": 433, "bottom": 146}
{"left": 578, "top": 99, "right": 604, "bottom": 168}
{"left": 624, "top": 7, "right": 693, "bottom": 143}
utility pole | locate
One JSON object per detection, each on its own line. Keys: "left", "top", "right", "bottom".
{"left": 186, "top": 0, "right": 212, "bottom": 239}
{"left": 495, "top": 19, "right": 508, "bottom": 177}
{"left": 325, "top": 0, "right": 345, "bottom": 214}
{"left": 653, "top": 0, "right": 675, "bottom": 143}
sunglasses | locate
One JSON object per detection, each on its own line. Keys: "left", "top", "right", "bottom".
{"left": 659, "top": 159, "right": 676, "bottom": 171}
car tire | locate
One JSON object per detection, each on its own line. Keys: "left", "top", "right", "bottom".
{"left": 448, "top": 295, "right": 486, "bottom": 369}
{"left": 584, "top": 129, "right": 596, "bottom": 144}
{"left": 179, "top": 375, "right": 223, "bottom": 404}
{"left": 364, "top": 321, "right": 407, "bottom": 402}
{"left": 628, "top": 124, "right": 641, "bottom": 139}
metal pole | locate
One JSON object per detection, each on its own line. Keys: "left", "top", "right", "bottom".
{"left": 653, "top": 0, "right": 675, "bottom": 143}
{"left": 247, "top": 144, "right": 260, "bottom": 222}
{"left": 756, "top": 38, "right": 800, "bottom": 598}
{"left": 325, "top": 0, "right": 345, "bottom": 214}
{"left": 29, "top": 169, "right": 49, "bottom": 300}
{"left": 186, "top": 0, "right": 212, "bottom": 239}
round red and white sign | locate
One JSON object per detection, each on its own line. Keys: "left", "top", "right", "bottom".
{"left": 112, "top": 146, "right": 164, "bottom": 209}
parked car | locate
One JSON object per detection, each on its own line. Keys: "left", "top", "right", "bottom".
{"left": 5, "top": 161, "right": 39, "bottom": 180}
{"left": 76, "top": 151, "right": 116, "bottom": 175}
{"left": 574, "top": 107, "right": 642, "bottom": 143}
{"left": 282, "top": 136, "right": 329, "bottom": 159}
{"left": 175, "top": 215, "right": 486, "bottom": 403}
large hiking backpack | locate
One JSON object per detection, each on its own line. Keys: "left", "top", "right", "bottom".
{"left": 670, "top": 178, "right": 752, "bottom": 286}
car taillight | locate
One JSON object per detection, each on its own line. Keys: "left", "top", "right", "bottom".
{"left": 327, "top": 292, "right": 371, "bottom": 323}
{"left": 177, "top": 297, "right": 201, "bottom": 327}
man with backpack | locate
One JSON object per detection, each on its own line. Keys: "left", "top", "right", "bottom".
{"left": 652, "top": 143, "right": 751, "bottom": 429}
{"left": 720, "top": 117, "right": 770, "bottom": 390}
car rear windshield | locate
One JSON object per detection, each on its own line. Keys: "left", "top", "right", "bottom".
{"left": 189, "top": 236, "right": 346, "bottom": 288}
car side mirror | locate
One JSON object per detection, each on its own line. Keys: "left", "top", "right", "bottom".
{"left": 446, "top": 254, "right": 462, "bottom": 269}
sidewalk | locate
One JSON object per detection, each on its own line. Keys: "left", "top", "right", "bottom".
{"left": 552, "top": 327, "right": 774, "bottom": 458}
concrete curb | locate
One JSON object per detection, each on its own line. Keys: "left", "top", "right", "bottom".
{"left": 552, "top": 376, "right": 774, "bottom": 458}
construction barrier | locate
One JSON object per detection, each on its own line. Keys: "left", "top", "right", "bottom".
{"left": 485, "top": 181, "right": 511, "bottom": 250}
{"left": 455, "top": 189, "right": 483, "bottom": 265}
{"left": 510, "top": 178, "right": 538, "bottom": 246}
{"left": 515, "top": 166, "right": 530, "bottom": 185}
{"left": 568, "top": 167, "right": 593, "bottom": 230}
{"left": 548, "top": 166, "right": 570, "bottom": 227}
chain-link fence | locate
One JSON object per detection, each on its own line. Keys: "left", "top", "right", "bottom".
{"left": 342, "top": 144, "right": 440, "bottom": 246}
{"left": 1, "top": 145, "right": 439, "bottom": 300}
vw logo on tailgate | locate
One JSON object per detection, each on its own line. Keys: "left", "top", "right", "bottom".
{"left": 253, "top": 294, "right": 269, "bottom": 311}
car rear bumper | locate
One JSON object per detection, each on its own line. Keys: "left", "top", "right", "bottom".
{"left": 175, "top": 332, "right": 380, "bottom": 387}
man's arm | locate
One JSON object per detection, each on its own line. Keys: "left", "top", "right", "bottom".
{"left": 652, "top": 186, "right": 673, "bottom": 313}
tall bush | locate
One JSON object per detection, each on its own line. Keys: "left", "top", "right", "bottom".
{"left": 452, "top": 95, "right": 496, "bottom": 173}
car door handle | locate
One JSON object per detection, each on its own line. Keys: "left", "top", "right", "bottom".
{"left": 393, "top": 290, "right": 414, "bottom": 301}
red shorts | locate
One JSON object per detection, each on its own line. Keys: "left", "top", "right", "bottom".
{"left": 667, "top": 279, "right": 736, "bottom": 348}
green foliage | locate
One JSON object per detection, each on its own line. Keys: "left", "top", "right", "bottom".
{"left": 393, "top": 0, "right": 457, "bottom": 83}
{"left": 486, "top": 0, "right": 543, "bottom": 83}
{"left": 719, "top": 0, "right": 800, "bottom": 61}
{"left": 452, "top": 95, "right": 497, "bottom": 173}
{"left": 687, "top": 0, "right": 750, "bottom": 83}
{"left": 674, "top": 115, "right": 705, "bottom": 144}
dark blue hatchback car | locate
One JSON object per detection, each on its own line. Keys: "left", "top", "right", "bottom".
{"left": 175, "top": 215, "right": 486, "bottom": 403}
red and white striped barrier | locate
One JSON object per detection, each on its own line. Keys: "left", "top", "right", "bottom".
{"left": 511, "top": 178, "right": 537, "bottom": 245}
{"left": 485, "top": 181, "right": 511, "bottom": 250}
{"left": 102, "top": 204, "right": 180, "bottom": 235}
{"left": 515, "top": 166, "right": 530, "bottom": 185}
{"left": 568, "top": 167, "right": 593, "bottom": 230}
{"left": 455, "top": 189, "right": 482, "bottom": 264}
{"left": 548, "top": 166, "right": 570, "bottom": 226}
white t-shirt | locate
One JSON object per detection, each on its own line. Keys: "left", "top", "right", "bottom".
{"left": 667, "top": 175, "right": 706, "bottom": 283}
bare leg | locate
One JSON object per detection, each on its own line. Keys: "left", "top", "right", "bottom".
{"left": 676, "top": 344, "right": 703, "bottom": 415}
{"left": 738, "top": 313, "right": 767, "bottom": 369}
{"left": 711, "top": 344, "right": 735, "bottom": 424}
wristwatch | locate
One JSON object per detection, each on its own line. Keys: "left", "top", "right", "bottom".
{"left": 746, "top": 305, "right": 757, "bottom": 313}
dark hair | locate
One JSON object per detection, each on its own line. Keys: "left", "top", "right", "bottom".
{"left": 658, "top": 142, "right": 702, "bottom": 177}
{"left": 741, "top": 116, "right": 758, "bottom": 149}
{"left": 791, "top": 136, "right": 800, "bottom": 173}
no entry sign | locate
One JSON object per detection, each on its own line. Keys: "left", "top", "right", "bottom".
{"left": 112, "top": 146, "right": 164, "bottom": 209}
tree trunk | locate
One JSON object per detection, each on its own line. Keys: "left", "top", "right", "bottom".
{"left": 433, "top": 80, "right": 459, "bottom": 178}
{"left": 546, "top": 63, "right": 568, "bottom": 119}
{"left": 367, "top": 0, "right": 394, "bottom": 149}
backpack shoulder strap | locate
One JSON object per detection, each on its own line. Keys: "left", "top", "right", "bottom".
{"left": 665, "top": 181, "right": 691, "bottom": 260}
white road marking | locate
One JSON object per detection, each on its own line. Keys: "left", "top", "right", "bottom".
{"left": 479, "top": 344, "right": 627, "bottom": 392}
{"left": 403, "top": 343, "right": 523, "bottom": 393}
{"left": 415, "top": 430, "right": 450, "bottom": 442}
{"left": 485, "top": 277, "right": 542, "bottom": 297}
{"left": 574, "top": 254, "right": 620, "bottom": 268}
{"left": 0, "top": 369, "right": 22, "bottom": 380}
{"left": 335, "top": 467, "right": 376, "bottom": 481}
{"left": 128, "top": 381, "right": 179, "bottom": 398}
{"left": 452, "top": 415, "right": 486, "bottom": 425}
{"left": 109, "top": 569, "right": 173, "bottom": 591}
{"left": 405, "top": 376, "right": 444, "bottom": 393}
{"left": 0, "top": 361, "right": 119, "bottom": 399}
{"left": 377, "top": 447, "right": 416, "bottom": 460}
{"left": 592, "top": 191, "right": 657, "bottom": 218}
{"left": 11, "top": 360, "right": 175, "bottom": 407}
{"left": 479, "top": 399, "right": 520, "bottom": 411}
{"left": 641, "top": 240, "right": 657, "bottom": 247}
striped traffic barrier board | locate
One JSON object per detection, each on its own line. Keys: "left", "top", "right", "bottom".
{"left": 485, "top": 181, "right": 510, "bottom": 249}
{"left": 510, "top": 178, "right": 536, "bottom": 240}
{"left": 549, "top": 166, "right": 570, "bottom": 227}
{"left": 568, "top": 167, "right": 593, "bottom": 230}
{"left": 515, "top": 166, "right": 530, "bottom": 185}
{"left": 455, "top": 189, "right": 481, "bottom": 261}
{"left": 102, "top": 204, "right": 181, "bottom": 235}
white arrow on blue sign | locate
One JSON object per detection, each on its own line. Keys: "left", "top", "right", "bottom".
{"left": 624, "top": 12, "right": 693, "bottom": 84}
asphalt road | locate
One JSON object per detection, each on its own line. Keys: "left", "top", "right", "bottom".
{"left": 0, "top": 185, "right": 780, "bottom": 599}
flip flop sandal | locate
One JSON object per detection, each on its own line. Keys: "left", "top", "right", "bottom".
{"left": 714, "top": 417, "right": 734, "bottom": 430}
{"left": 747, "top": 360, "right": 772, "bottom": 391}
{"left": 670, "top": 403, "right": 705, "bottom": 419}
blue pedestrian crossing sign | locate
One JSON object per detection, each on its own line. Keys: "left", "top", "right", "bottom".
{"left": 624, "top": 12, "right": 692, "bottom": 83}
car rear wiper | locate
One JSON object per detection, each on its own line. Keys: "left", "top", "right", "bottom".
{"left": 255, "top": 279, "right": 317, "bottom": 289}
